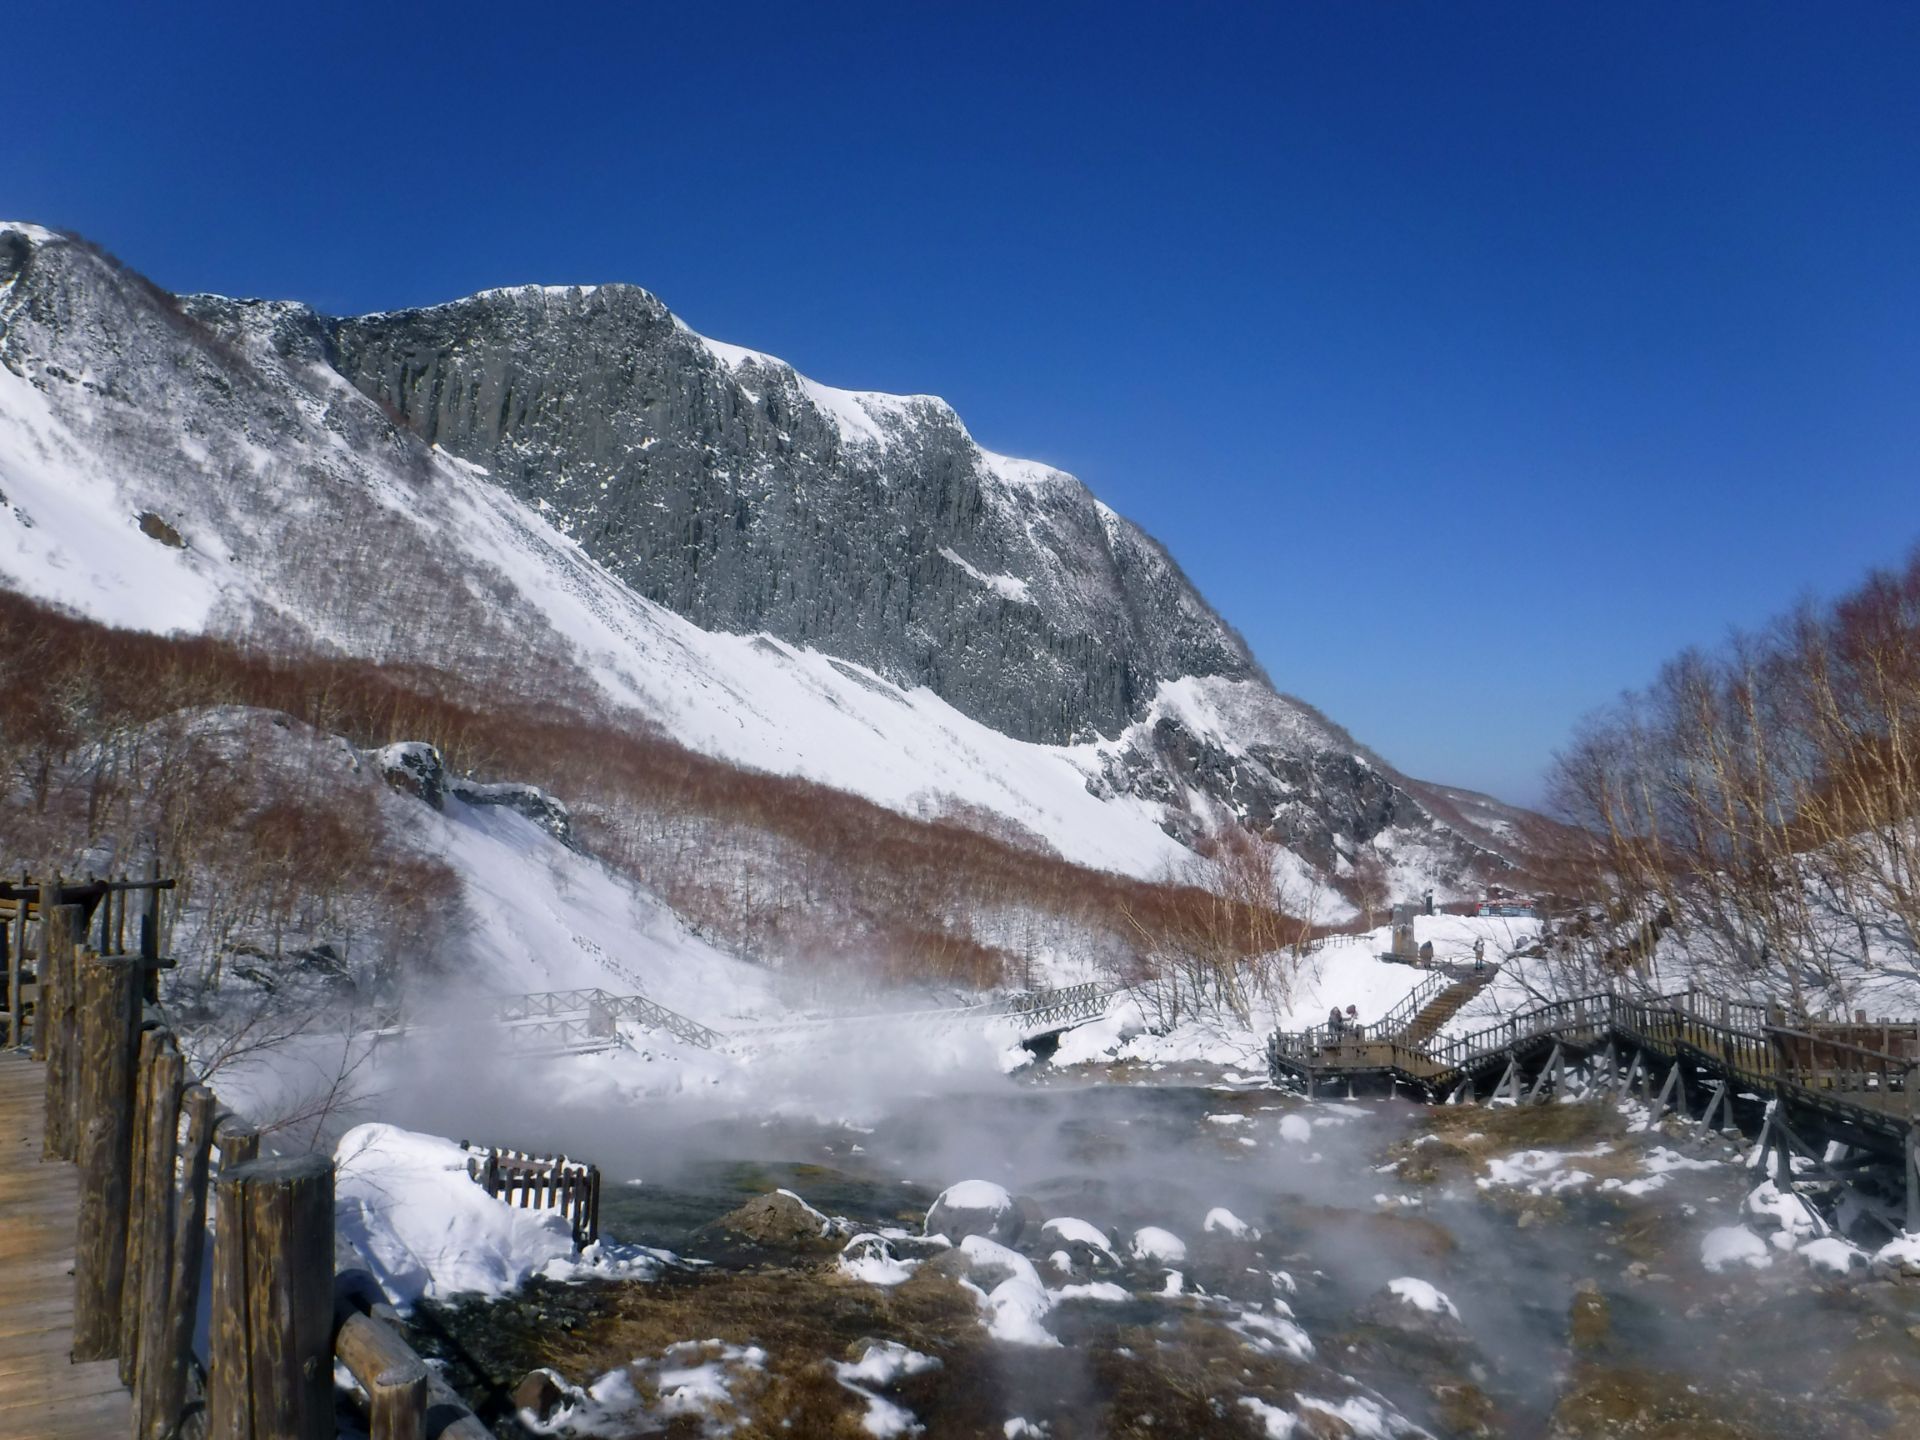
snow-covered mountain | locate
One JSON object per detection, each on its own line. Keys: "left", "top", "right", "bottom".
{"left": 0, "top": 223, "right": 1522, "bottom": 897}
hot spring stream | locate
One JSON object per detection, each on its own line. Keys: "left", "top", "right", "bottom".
{"left": 384, "top": 1062, "right": 1920, "bottom": 1438}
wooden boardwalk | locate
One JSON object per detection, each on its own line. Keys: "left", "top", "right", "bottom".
{"left": 0, "top": 1050, "right": 135, "bottom": 1440}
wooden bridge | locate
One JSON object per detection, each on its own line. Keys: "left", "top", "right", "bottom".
{"left": 389, "top": 982, "right": 1110, "bottom": 1060}
{"left": 724, "top": 981, "right": 1112, "bottom": 1047}
{"left": 1268, "top": 984, "right": 1920, "bottom": 1231}
{"left": 1, "top": 878, "right": 502, "bottom": 1440}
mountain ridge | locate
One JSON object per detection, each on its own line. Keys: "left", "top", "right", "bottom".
{"left": 0, "top": 222, "right": 1526, "bottom": 900}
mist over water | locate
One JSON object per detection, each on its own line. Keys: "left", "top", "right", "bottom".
{"left": 354, "top": 1018, "right": 1919, "bottom": 1437}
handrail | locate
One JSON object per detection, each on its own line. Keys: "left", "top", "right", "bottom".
{"left": 16, "top": 888, "right": 505, "bottom": 1439}
{"left": 1269, "top": 981, "right": 1920, "bottom": 1126}
{"left": 1374, "top": 972, "right": 1452, "bottom": 1041}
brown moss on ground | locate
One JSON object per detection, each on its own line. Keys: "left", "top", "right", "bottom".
{"left": 1279, "top": 1203, "right": 1458, "bottom": 1261}
{"left": 1568, "top": 1285, "right": 1611, "bottom": 1354}
{"left": 1546, "top": 1364, "right": 1867, "bottom": 1440}
{"left": 1390, "top": 1100, "right": 1629, "bottom": 1185}
{"left": 522, "top": 1266, "right": 1400, "bottom": 1440}
{"left": 1087, "top": 1313, "right": 1318, "bottom": 1440}
{"left": 533, "top": 1263, "right": 998, "bottom": 1438}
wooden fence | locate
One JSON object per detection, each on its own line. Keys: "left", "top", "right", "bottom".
{"left": 16, "top": 886, "right": 495, "bottom": 1440}
{"left": 464, "top": 1142, "right": 601, "bottom": 1247}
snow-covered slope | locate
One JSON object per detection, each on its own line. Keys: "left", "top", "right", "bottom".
{"left": 0, "top": 223, "right": 1519, "bottom": 894}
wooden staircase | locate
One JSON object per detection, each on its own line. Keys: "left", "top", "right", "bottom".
{"left": 1396, "top": 971, "right": 1496, "bottom": 1048}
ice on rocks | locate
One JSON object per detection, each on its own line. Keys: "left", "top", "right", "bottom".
{"left": 1203, "top": 1206, "right": 1256, "bottom": 1238}
{"left": 927, "top": 1180, "right": 1022, "bottom": 1245}
{"left": 1129, "top": 1225, "right": 1188, "bottom": 1263}
{"left": 834, "top": 1339, "right": 941, "bottom": 1436}
{"left": 841, "top": 1233, "right": 919, "bottom": 1287}
{"left": 1798, "top": 1236, "right": 1864, "bottom": 1275}
{"left": 1386, "top": 1277, "right": 1460, "bottom": 1319}
{"left": 1040, "top": 1216, "right": 1113, "bottom": 1252}
{"left": 1701, "top": 1225, "right": 1773, "bottom": 1273}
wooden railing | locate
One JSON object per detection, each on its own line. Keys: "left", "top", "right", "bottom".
{"left": 464, "top": 1142, "right": 602, "bottom": 1246}
{"left": 490, "top": 987, "right": 724, "bottom": 1049}
{"left": 733, "top": 982, "right": 1112, "bottom": 1044}
{"left": 1270, "top": 981, "right": 1920, "bottom": 1130}
{"left": 1373, "top": 971, "right": 1452, "bottom": 1041}
{"left": 1769, "top": 1023, "right": 1919, "bottom": 1113}
{"left": 18, "top": 889, "right": 496, "bottom": 1439}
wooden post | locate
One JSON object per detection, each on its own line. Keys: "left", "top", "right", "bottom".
{"left": 335, "top": 1312, "right": 428, "bottom": 1440}
{"left": 217, "top": 1114, "right": 261, "bottom": 1173}
{"left": 370, "top": 1363, "right": 429, "bottom": 1440}
{"left": 128, "top": 1043, "right": 183, "bottom": 1422}
{"left": 147, "top": 1084, "right": 216, "bottom": 1440}
{"left": 208, "top": 1155, "right": 335, "bottom": 1440}
{"left": 120, "top": 1028, "right": 168, "bottom": 1387}
{"left": 4, "top": 899, "right": 19, "bottom": 1049}
{"left": 40, "top": 897, "right": 80, "bottom": 1156}
{"left": 71, "top": 952, "right": 142, "bottom": 1361}
{"left": 1906, "top": 1123, "right": 1918, "bottom": 1236}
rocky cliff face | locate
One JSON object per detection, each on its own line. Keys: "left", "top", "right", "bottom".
{"left": 0, "top": 223, "right": 1528, "bottom": 895}
{"left": 212, "top": 282, "right": 1254, "bottom": 747}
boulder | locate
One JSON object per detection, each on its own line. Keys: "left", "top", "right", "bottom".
{"left": 926, "top": 1180, "right": 1022, "bottom": 1246}
{"left": 512, "top": 1368, "right": 573, "bottom": 1425}
{"left": 373, "top": 741, "right": 447, "bottom": 809}
{"left": 1355, "top": 1278, "right": 1472, "bottom": 1348}
{"left": 705, "top": 1189, "right": 841, "bottom": 1252}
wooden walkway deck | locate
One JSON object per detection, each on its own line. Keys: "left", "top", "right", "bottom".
{"left": 0, "top": 1050, "right": 135, "bottom": 1440}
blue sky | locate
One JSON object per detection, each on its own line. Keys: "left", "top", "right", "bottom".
{"left": 12, "top": 3, "right": 1919, "bottom": 804}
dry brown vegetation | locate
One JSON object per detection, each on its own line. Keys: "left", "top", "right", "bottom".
{"left": 1545, "top": 547, "right": 1920, "bottom": 1012}
{"left": 0, "top": 590, "right": 1306, "bottom": 1003}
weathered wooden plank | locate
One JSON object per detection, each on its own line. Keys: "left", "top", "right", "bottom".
{"left": 0, "top": 1052, "right": 135, "bottom": 1436}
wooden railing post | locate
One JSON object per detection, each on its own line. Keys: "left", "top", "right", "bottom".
{"left": 71, "top": 951, "right": 143, "bottom": 1361}
{"left": 126, "top": 1041, "right": 184, "bottom": 1421}
{"left": 120, "top": 1028, "right": 172, "bottom": 1388}
{"left": 4, "top": 890, "right": 20, "bottom": 1050}
{"left": 209, "top": 1155, "right": 335, "bottom": 1440}
{"left": 146, "top": 1083, "right": 217, "bottom": 1440}
{"left": 40, "top": 895, "right": 81, "bottom": 1157}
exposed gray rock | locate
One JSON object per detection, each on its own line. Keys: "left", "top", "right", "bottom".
{"left": 447, "top": 776, "right": 573, "bottom": 848}
{"left": 373, "top": 741, "right": 447, "bottom": 810}
{"left": 704, "top": 1189, "right": 844, "bottom": 1252}
{"left": 312, "top": 285, "right": 1251, "bottom": 749}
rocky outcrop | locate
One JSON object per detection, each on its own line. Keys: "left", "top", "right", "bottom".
{"left": 369, "top": 741, "right": 573, "bottom": 847}
{"left": 297, "top": 286, "right": 1255, "bottom": 749}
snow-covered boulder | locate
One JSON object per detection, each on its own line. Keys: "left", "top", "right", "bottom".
{"left": 1355, "top": 1277, "right": 1471, "bottom": 1346}
{"left": 1129, "top": 1226, "right": 1188, "bottom": 1265}
{"left": 1871, "top": 1233, "right": 1920, "bottom": 1281}
{"left": 334, "top": 1123, "right": 578, "bottom": 1306}
{"left": 372, "top": 741, "right": 448, "bottom": 809}
{"left": 926, "top": 1180, "right": 1023, "bottom": 1245}
{"left": 1039, "top": 1216, "right": 1119, "bottom": 1275}
{"left": 1701, "top": 1225, "right": 1773, "bottom": 1273}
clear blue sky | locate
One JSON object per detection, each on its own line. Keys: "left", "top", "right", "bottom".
{"left": 12, "top": 4, "right": 1919, "bottom": 805}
